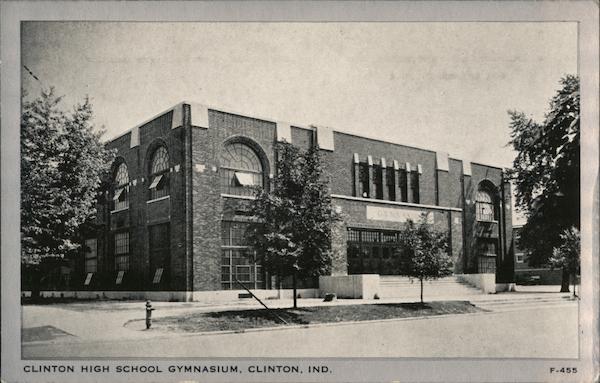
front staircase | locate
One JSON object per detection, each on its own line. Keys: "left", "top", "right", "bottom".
{"left": 379, "top": 276, "right": 482, "bottom": 299}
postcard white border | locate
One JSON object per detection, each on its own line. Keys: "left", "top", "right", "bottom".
{"left": 2, "top": 1, "right": 598, "bottom": 382}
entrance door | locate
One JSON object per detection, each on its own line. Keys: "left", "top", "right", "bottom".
{"left": 149, "top": 223, "right": 170, "bottom": 289}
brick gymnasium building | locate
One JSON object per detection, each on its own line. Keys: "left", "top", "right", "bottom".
{"left": 70, "top": 102, "right": 514, "bottom": 301}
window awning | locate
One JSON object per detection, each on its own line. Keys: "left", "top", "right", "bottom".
{"left": 234, "top": 172, "right": 255, "bottom": 186}
{"left": 148, "top": 174, "right": 163, "bottom": 189}
{"left": 153, "top": 268, "right": 164, "bottom": 284}
{"left": 116, "top": 270, "right": 125, "bottom": 285}
{"left": 112, "top": 188, "right": 124, "bottom": 201}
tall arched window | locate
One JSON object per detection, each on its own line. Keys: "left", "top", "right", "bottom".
{"left": 220, "top": 142, "right": 264, "bottom": 196}
{"left": 475, "top": 189, "right": 495, "bottom": 221}
{"left": 112, "top": 162, "right": 129, "bottom": 211}
{"left": 149, "top": 146, "right": 169, "bottom": 200}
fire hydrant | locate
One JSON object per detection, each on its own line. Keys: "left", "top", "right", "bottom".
{"left": 145, "top": 300, "right": 155, "bottom": 329}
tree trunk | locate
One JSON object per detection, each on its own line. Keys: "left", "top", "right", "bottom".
{"left": 560, "top": 267, "right": 570, "bottom": 293}
{"left": 292, "top": 271, "right": 297, "bottom": 309}
{"left": 30, "top": 267, "right": 42, "bottom": 302}
{"left": 420, "top": 277, "right": 424, "bottom": 305}
{"left": 277, "top": 276, "right": 282, "bottom": 300}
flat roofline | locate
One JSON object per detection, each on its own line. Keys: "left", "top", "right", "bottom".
{"left": 108, "top": 102, "right": 187, "bottom": 142}
{"left": 332, "top": 130, "right": 436, "bottom": 156}
{"left": 107, "top": 101, "right": 509, "bottom": 170}
{"left": 470, "top": 161, "right": 505, "bottom": 171}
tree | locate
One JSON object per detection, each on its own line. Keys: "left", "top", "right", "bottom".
{"left": 507, "top": 75, "right": 579, "bottom": 292}
{"left": 396, "top": 216, "right": 453, "bottom": 304}
{"left": 247, "top": 142, "right": 341, "bottom": 308}
{"left": 21, "top": 88, "right": 114, "bottom": 296}
{"left": 549, "top": 227, "right": 580, "bottom": 298}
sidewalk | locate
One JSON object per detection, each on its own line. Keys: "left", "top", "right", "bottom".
{"left": 21, "top": 286, "right": 574, "bottom": 344}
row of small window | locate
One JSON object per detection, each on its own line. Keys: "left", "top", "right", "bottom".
{"left": 347, "top": 228, "right": 402, "bottom": 244}
{"left": 355, "top": 163, "right": 420, "bottom": 203}
{"left": 110, "top": 146, "right": 170, "bottom": 211}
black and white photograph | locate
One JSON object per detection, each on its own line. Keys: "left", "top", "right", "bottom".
{"left": 2, "top": 1, "right": 598, "bottom": 382}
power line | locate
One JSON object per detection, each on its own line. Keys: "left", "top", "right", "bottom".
{"left": 23, "top": 64, "right": 41, "bottom": 82}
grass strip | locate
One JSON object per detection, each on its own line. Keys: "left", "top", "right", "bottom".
{"left": 150, "top": 301, "right": 482, "bottom": 333}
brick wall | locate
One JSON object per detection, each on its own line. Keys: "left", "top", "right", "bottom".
{"left": 189, "top": 108, "right": 277, "bottom": 291}
{"left": 326, "top": 132, "right": 438, "bottom": 206}
{"left": 96, "top": 109, "right": 188, "bottom": 291}
{"left": 331, "top": 197, "right": 465, "bottom": 273}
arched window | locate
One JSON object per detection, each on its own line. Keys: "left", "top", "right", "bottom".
{"left": 220, "top": 142, "right": 264, "bottom": 196}
{"left": 149, "top": 146, "right": 169, "bottom": 200}
{"left": 475, "top": 189, "right": 495, "bottom": 221}
{"left": 112, "top": 162, "right": 129, "bottom": 211}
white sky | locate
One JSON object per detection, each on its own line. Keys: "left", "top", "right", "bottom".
{"left": 21, "top": 22, "right": 578, "bottom": 224}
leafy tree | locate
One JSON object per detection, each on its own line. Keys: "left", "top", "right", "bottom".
{"left": 21, "top": 88, "right": 114, "bottom": 296}
{"left": 396, "top": 216, "right": 453, "bottom": 304}
{"left": 507, "top": 75, "right": 579, "bottom": 292}
{"left": 549, "top": 227, "right": 580, "bottom": 298}
{"left": 247, "top": 142, "right": 342, "bottom": 308}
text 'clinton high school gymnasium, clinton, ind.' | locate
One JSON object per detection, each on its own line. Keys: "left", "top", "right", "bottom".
{"left": 52, "top": 102, "right": 516, "bottom": 301}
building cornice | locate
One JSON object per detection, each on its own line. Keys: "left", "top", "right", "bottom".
{"left": 330, "top": 194, "right": 462, "bottom": 212}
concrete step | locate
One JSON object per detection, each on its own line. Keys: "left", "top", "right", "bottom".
{"left": 380, "top": 277, "right": 476, "bottom": 284}
{"left": 378, "top": 276, "right": 484, "bottom": 298}
{"left": 380, "top": 287, "right": 481, "bottom": 298}
{"left": 474, "top": 297, "right": 577, "bottom": 312}
{"left": 475, "top": 296, "right": 574, "bottom": 307}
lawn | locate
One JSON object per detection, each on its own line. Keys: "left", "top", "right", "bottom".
{"left": 149, "top": 301, "right": 483, "bottom": 333}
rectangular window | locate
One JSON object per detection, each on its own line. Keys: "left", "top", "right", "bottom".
{"left": 114, "top": 231, "right": 130, "bottom": 271}
{"left": 346, "top": 228, "right": 404, "bottom": 275}
{"left": 398, "top": 170, "right": 408, "bottom": 202}
{"left": 84, "top": 239, "right": 97, "bottom": 273}
{"left": 516, "top": 253, "right": 524, "bottom": 263}
{"left": 221, "top": 221, "right": 264, "bottom": 290}
{"left": 359, "top": 163, "right": 369, "bottom": 198}
{"left": 386, "top": 167, "right": 396, "bottom": 201}
{"left": 476, "top": 203, "right": 495, "bottom": 221}
{"left": 372, "top": 165, "right": 383, "bottom": 200}
{"left": 410, "top": 173, "right": 420, "bottom": 203}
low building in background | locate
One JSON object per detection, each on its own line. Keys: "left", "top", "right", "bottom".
{"left": 511, "top": 226, "right": 562, "bottom": 285}
{"left": 23, "top": 102, "right": 516, "bottom": 301}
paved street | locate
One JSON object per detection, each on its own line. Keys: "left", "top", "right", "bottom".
{"left": 22, "top": 298, "right": 578, "bottom": 359}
